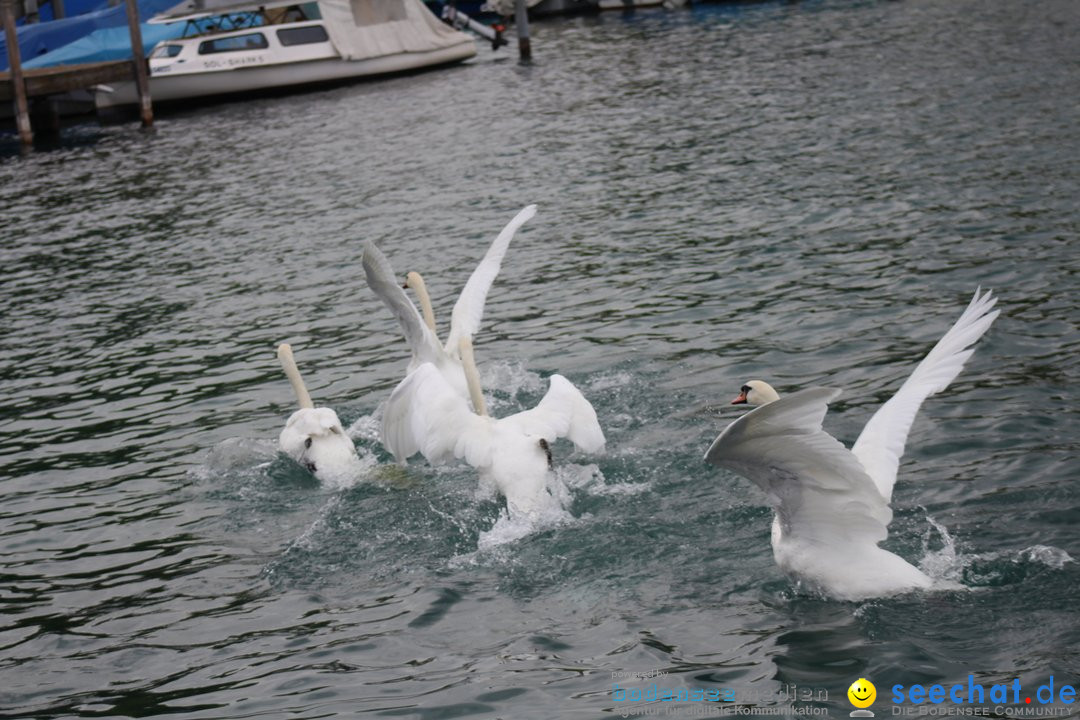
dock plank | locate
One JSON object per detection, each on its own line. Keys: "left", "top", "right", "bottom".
{"left": 0, "top": 61, "right": 135, "bottom": 101}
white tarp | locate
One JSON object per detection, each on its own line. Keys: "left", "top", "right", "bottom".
{"left": 317, "top": 0, "right": 472, "bottom": 60}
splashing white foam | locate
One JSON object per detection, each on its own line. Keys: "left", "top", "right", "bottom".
{"left": 476, "top": 502, "right": 575, "bottom": 552}
{"left": 1017, "top": 544, "right": 1074, "bottom": 569}
{"left": 587, "top": 371, "right": 634, "bottom": 392}
{"left": 200, "top": 437, "right": 279, "bottom": 477}
{"left": 919, "top": 515, "right": 964, "bottom": 582}
{"left": 346, "top": 412, "right": 382, "bottom": 443}
{"left": 917, "top": 515, "right": 1074, "bottom": 588}
{"left": 480, "top": 360, "right": 545, "bottom": 398}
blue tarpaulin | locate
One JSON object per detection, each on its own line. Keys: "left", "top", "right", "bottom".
{"left": 22, "top": 21, "right": 188, "bottom": 68}
{"left": 0, "top": 0, "right": 181, "bottom": 70}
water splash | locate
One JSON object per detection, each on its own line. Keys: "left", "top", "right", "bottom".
{"left": 346, "top": 412, "right": 382, "bottom": 443}
{"left": 918, "top": 514, "right": 1074, "bottom": 588}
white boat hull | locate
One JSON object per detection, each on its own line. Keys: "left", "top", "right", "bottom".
{"left": 95, "top": 41, "right": 475, "bottom": 110}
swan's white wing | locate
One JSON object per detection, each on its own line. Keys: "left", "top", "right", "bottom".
{"left": 382, "top": 363, "right": 492, "bottom": 467}
{"left": 705, "top": 387, "right": 891, "bottom": 548}
{"left": 445, "top": 205, "right": 537, "bottom": 357}
{"left": 852, "top": 288, "right": 999, "bottom": 502}
{"left": 362, "top": 240, "right": 446, "bottom": 368}
{"left": 499, "top": 374, "right": 606, "bottom": 454}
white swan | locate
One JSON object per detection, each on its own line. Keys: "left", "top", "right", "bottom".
{"left": 704, "top": 288, "right": 1000, "bottom": 601}
{"left": 276, "top": 344, "right": 364, "bottom": 489}
{"left": 384, "top": 336, "right": 606, "bottom": 516}
{"left": 361, "top": 204, "right": 537, "bottom": 408}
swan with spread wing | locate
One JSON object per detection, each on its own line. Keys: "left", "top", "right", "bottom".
{"left": 385, "top": 338, "right": 605, "bottom": 516}
{"left": 362, "top": 205, "right": 604, "bottom": 514}
{"left": 705, "top": 289, "right": 999, "bottom": 600}
{"left": 361, "top": 204, "right": 536, "bottom": 406}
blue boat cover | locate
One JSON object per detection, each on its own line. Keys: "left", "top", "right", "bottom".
{"left": 1, "top": 0, "right": 182, "bottom": 70}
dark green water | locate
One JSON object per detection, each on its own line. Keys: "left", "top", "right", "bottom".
{"left": 1, "top": 0, "right": 1078, "bottom": 717}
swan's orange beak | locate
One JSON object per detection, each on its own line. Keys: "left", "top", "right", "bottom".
{"left": 732, "top": 390, "right": 748, "bottom": 405}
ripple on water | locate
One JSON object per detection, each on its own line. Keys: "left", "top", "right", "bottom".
{"left": 2, "top": 0, "right": 1079, "bottom": 717}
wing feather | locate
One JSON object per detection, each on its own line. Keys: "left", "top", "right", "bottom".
{"left": 362, "top": 240, "right": 446, "bottom": 369}
{"left": 499, "top": 374, "right": 606, "bottom": 453}
{"left": 705, "top": 388, "right": 891, "bottom": 548}
{"left": 382, "top": 363, "right": 491, "bottom": 467}
{"left": 445, "top": 205, "right": 537, "bottom": 356}
{"left": 851, "top": 288, "right": 999, "bottom": 501}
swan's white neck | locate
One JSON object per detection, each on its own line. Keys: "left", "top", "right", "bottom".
{"left": 277, "top": 343, "right": 315, "bottom": 409}
{"left": 405, "top": 271, "right": 438, "bottom": 336}
{"left": 458, "top": 336, "right": 488, "bottom": 417}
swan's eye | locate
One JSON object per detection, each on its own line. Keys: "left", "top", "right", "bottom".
{"left": 741, "top": 385, "right": 752, "bottom": 394}
{"left": 304, "top": 437, "right": 313, "bottom": 449}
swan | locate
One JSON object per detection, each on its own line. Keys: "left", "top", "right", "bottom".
{"left": 384, "top": 336, "right": 605, "bottom": 516}
{"left": 276, "top": 344, "right": 364, "bottom": 489}
{"left": 361, "top": 204, "right": 537, "bottom": 408}
{"left": 704, "top": 288, "right": 1000, "bottom": 601}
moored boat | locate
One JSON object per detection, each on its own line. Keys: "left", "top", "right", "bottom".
{"left": 94, "top": 0, "right": 476, "bottom": 111}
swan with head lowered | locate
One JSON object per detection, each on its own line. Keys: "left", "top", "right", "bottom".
{"left": 384, "top": 335, "right": 605, "bottom": 516}
{"left": 704, "top": 288, "right": 1000, "bottom": 601}
{"left": 276, "top": 344, "right": 364, "bottom": 489}
{"left": 361, "top": 204, "right": 537, "bottom": 408}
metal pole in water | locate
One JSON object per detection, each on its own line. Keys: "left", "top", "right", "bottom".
{"left": 514, "top": 0, "right": 531, "bottom": 63}
{"left": 1, "top": 0, "right": 33, "bottom": 146}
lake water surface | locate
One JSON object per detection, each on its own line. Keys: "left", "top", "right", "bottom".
{"left": 1, "top": 0, "right": 1078, "bottom": 717}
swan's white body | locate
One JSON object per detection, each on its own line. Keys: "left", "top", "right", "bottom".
{"left": 361, "top": 204, "right": 537, "bottom": 407}
{"left": 276, "top": 344, "right": 363, "bottom": 489}
{"left": 705, "top": 289, "right": 1000, "bottom": 601}
{"left": 385, "top": 360, "right": 605, "bottom": 515}
{"left": 363, "top": 204, "right": 604, "bottom": 513}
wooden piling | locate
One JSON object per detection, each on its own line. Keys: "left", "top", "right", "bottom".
{"left": 123, "top": 0, "right": 153, "bottom": 126}
{"left": 1, "top": 0, "right": 33, "bottom": 145}
{"left": 514, "top": 0, "right": 530, "bottom": 63}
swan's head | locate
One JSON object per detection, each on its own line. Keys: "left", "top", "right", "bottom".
{"left": 403, "top": 271, "right": 424, "bottom": 290}
{"left": 279, "top": 407, "right": 360, "bottom": 485}
{"left": 732, "top": 380, "right": 780, "bottom": 406}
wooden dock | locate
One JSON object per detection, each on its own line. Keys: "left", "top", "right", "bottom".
{"left": 1, "top": 0, "right": 152, "bottom": 146}
{"left": 0, "top": 60, "right": 135, "bottom": 101}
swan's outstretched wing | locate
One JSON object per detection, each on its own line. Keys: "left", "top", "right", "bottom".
{"left": 362, "top": 240, "right": 446, "bottom": 369}
{"left": 445, "top": 205, "right": 537, "bottom": 357}
{"left": 705, "top": 388, "right": 891, "bottom": 548}
{"left": 382, "top": 363, "right": 491, "bottom": 467}
{"left": 500, "top": 374, "right": 606, "bottom": 454}
{"left": 851, "top": 288, "right": 999, "bottom": 502}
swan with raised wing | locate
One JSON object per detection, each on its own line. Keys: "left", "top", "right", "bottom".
{"left": 361, "top": 204, "right": 536, "bottom": 408}
{"left": 384, "top": 336, "right": 605, "bottom": 516}
{"left": 704, "top": 288, "right": 1000, "bottom": 600}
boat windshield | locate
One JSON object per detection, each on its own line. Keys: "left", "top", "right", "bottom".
{"left": 150, "top": 44, "right": 184, "bottom": 59}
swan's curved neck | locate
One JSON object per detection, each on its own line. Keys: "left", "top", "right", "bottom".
{"left": 277, "top": 344, "right": 315, "bottom": 409}
{"left": 405, "top": 271, "right": 438, "bottom": 336}
{"left": 457, "top": 337, "right": 488, "bottom": 417}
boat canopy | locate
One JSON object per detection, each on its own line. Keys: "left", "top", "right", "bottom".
{"left": 318, "top": 0, "right": 470, "bottom": 60}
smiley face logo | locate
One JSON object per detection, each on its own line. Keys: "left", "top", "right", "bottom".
{"left": 848, "top": 678, "right": 876, "bottom": 709}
